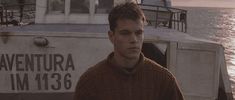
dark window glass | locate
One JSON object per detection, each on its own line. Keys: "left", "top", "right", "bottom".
{"left": 95, "top": 0, "right": 113, "bottom": 14}
{"left": 47, "top": 0, "right": 65, "bottom": 14}
{"left": 70, "top": 0, "right": 89, "bottom": 13}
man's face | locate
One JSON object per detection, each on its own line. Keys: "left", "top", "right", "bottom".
{"left": 109, "top": 19, "right": 144, "bottom": 59}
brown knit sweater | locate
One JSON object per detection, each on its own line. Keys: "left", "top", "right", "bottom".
{"left": 74, "top": 53, "right": 184, "bottom": 100}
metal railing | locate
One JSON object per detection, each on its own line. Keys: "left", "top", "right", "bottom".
{"left": 0, "top": 3, "right": 35, "bottom": 26}
{"left": 139, "top": 4, "right": 187, "bottom": 33}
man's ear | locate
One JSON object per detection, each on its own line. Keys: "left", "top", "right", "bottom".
{"left": 108, "top": 30, "right": 114, "bottom": 44}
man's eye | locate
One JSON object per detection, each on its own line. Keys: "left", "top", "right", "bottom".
{"left": 135, "top": 31, "right": 143, "bottom": 35}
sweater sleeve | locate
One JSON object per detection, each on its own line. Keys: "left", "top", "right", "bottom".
{"left": 161, "top": 73, "right": 184, "bottom": 100}
{"left": 73, "top": 71, "right": 96, "bottom": 100}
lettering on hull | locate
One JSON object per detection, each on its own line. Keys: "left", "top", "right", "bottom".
{"left": 0, "top": 54, "right": 75, "bottom": 71}
{"left": 0, "top": 53, "right": 75, "bottom": 92}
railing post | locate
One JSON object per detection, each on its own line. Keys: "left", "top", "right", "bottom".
{"left": 168, "top": 11, "right": 173, "bottom": 29}
{"left": 155, "top": 6, "right": 159, "bottom": 28}
{"left": 0, "top": 6, "right": 3, "bottom": 25}
{"left": 18, "top": 0, "right": 25, "bottom": 22}
{"left": 173, "top": 13, "right": 176, "bottom": 29}
{"left": 4, "top": 5, "right": 8, "bottom": 26}
{"left": 185, "top": 11, "right": 187, "bottom": 33}
{"left": 177, "top": 12, "right": 180, "bottom": 31}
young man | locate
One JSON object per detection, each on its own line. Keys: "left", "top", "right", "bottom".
{"left": 74, "top": 2, "right": 184, "bottom": 100}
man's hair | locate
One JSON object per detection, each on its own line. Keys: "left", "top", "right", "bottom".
{"left": 108, "top": 2, "right": 146, "bottom": 31}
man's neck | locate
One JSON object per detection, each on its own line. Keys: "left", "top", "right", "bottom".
{"left": 113, "top": 53, "right": 140, "bottom": 68}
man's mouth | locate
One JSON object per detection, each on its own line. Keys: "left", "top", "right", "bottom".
{"left": 128, "top": 47, "right": 140, "bottom": 50}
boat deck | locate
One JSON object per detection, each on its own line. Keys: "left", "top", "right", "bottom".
{"left": 0, "top": 24, "right": 216, "bottom": 44}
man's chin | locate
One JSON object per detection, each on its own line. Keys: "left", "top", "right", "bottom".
{"left": 124, "top": 53, "right": 140, "bottom": 59}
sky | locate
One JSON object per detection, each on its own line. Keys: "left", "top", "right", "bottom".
{"left": 172, "top": 0, "right": 235, "bottom": 8}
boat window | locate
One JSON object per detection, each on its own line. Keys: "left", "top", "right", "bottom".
{"left": 95, "top": 0, "right": 113, "bottom": 14}
{"left": 47, "top": 0, "right": 65, "bottom": 14}
{"left": 70, "top": 0, "right": 89, "bottom": 13}
{"left": 142, "top": 42, "right": 167, "bottom": 68}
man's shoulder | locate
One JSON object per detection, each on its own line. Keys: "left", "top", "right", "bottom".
{"left": 144, "top": 57, "right": 175, "bottom": 80}
{"left": 81, "top": 59, "right": 108, "bottom": 78}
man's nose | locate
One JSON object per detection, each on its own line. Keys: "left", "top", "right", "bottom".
{"left": 130, "top": 33, "right": 138, "bottom": 43}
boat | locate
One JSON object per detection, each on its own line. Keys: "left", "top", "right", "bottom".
{"left": 0, "top": 0, "right": 233, "bottom": 100}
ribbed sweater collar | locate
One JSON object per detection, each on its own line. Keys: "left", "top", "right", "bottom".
{"left": 106, "top": 52, "right": 145, "bottom": 76}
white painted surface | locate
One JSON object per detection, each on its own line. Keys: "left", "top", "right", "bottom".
{"left": 0, "top": 32, "right": 113, "bottom": 93}
{"left": 173, "top": 42, "right": 221, "bottom": 100}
